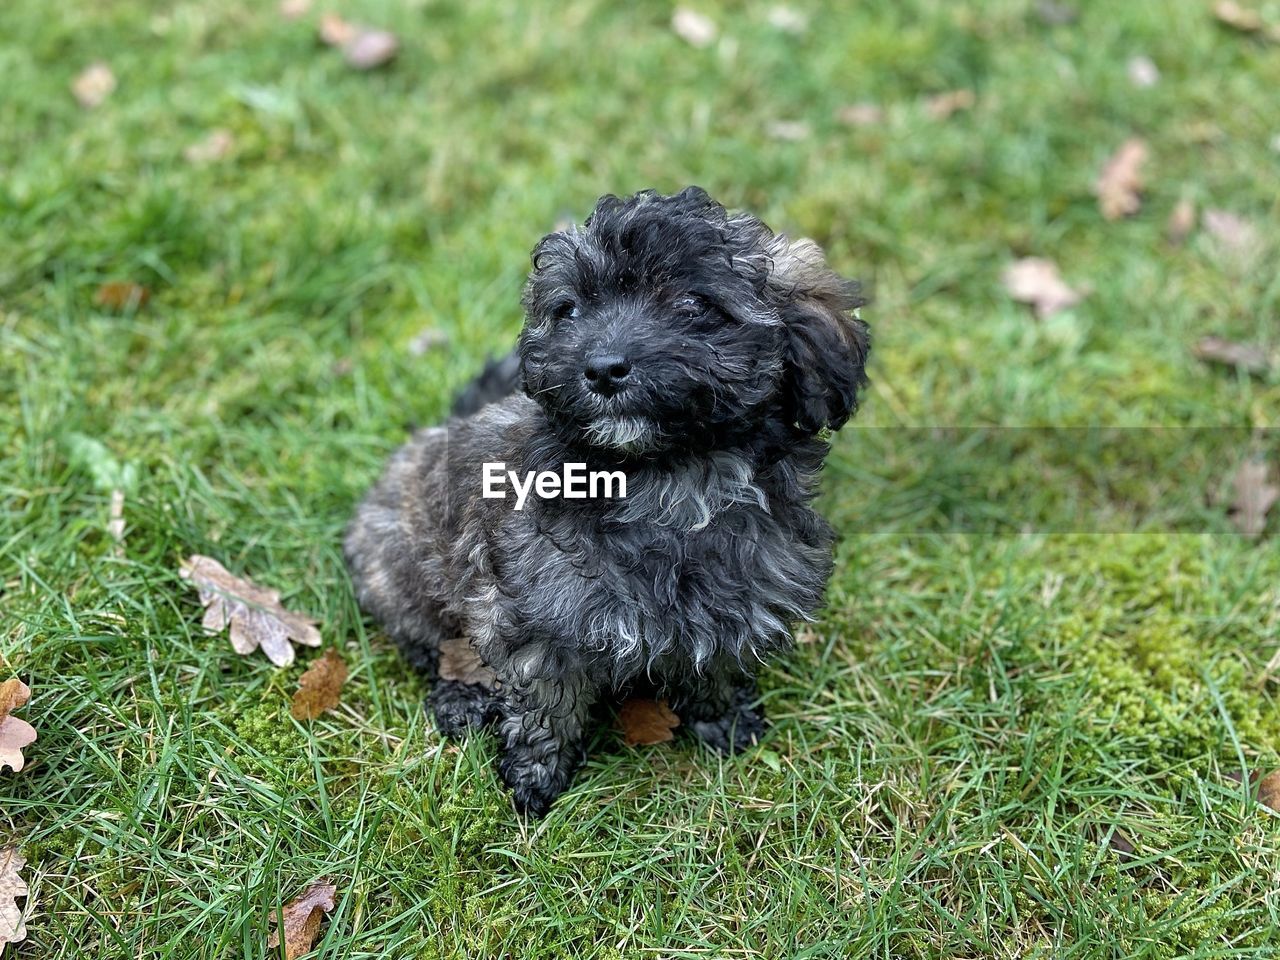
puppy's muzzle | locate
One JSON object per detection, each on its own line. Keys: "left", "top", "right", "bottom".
{"left": 583, "top": 353, "right": 632, "bottom": 397}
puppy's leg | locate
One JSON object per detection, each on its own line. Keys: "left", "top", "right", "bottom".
{"left": 669, "top": 671, "right": 767, "bottom": 755}
{"left": 496, "top": 677, "right": 593, "bottom": 817}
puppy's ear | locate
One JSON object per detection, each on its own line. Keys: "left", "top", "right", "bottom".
{"left": 768, "top": 237, "right": 869, "bottom": 436}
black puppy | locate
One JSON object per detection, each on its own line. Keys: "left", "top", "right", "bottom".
{"left": 345, "top": 187, "right": 869, "bottom": 815}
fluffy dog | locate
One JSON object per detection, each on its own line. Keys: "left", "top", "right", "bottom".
{"left": 345, "top": 187, "right": 869, "bottom": 816}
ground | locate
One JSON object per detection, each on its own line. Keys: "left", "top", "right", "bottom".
{"left": 2, "top": 0, "right": 1280, "bottom": 957}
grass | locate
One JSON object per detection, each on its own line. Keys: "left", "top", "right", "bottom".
{"left": 3, "top": 0, "right": 1280, "bottom": 956}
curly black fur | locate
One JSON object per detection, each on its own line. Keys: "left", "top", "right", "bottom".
{"left": 345, "top": 187, "right": 869, "bottom": 816}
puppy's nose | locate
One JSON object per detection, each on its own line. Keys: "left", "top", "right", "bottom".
{"left": 583, "top": 354, "right": 632, "bottom": 396}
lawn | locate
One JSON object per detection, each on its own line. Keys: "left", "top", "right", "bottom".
{"left": 2, "top": 0, "right": 1280, "bottom": 956}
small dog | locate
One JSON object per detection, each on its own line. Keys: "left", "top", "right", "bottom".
{"left": 345, "top": 187, "right": 869, "bottom": 815}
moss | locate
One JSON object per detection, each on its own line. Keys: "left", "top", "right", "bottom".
{"left": 229, "top": 698, "right": 311, "bottom": 788}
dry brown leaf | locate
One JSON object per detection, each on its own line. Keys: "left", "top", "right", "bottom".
{"left": 1213, "top": 1, "right": 1280, "bottom": 39}
{"left": 672, "top": 9, "right": 717, "bottom": 48}
{"left": 438, "top": 637, "right": 498, "bottom": 688}
{"left": 1228, "top": 459, "right": 1279, "bottom": 538}
{"left": 1095, "top": 138, "right": 1148, "bottom": 220}
{"left": 318, "top": 13, "right": 356, "bottom": 46}
{"left": 0, "top": 680, "right": 30, "bottom": 719}
{"left": 1166, "top": 198, "right": 1197, "bottom": 244}
{"left": 184, "top": 128, "right": 235, "bottom": 164}
{"left": 407, "top": 327, "right": 449, "bottom": 356}
{"left": 0, "top": 715, "right": 36, "bottom": 773}
{"left": 617, "top": 698, "right": 680, "bottom": 746}
{"left": 291, "top": 648, "right": 349, "bottom": 721}
{"left": 1203, "top": 209, "right": 1261, "bottom": 264}
{"left": 0, "top": 847, "right": 28, "bottom": 946}
{"left": 924, "top": 89, "right": 975, "bottom": 120}
{"left": 1215, "top": 0, "right": 1263, "bottom": 30}
{"left": 1107, "top": 827, "right": 1137, "bottom": 860}
{"left": 72, "top": 62, "right": 116, "bottom": 108}
{"left": 318, "top": 14, "right": 398, "bottom": 69}
{"left": 344, "top": 29, "right": 399, "bottom": 70}
{"left": 180, "top": 555, "right": 321, "bottom": 667}
{"left": 1126, "top": 55, "right": 1160, "bottom": 88}
{"left": 267, "top": 879, "right": 337, "bottom": 958}
{"left": 94, "top": 281, "right": 151, "bottom": 311}
{"left": 1002, "top": 258, "right": 1083, "bottom": 318}
{"left": 280, "top": 0, "right": 312, "bottom": 19}
{"left": 1193, "top": 336, "right": 1271, "bottom": 376}
{"left": 766, "top": 6, "right": 809, "bottom": 34}
{"left": 0, "top": 680, "right": 37, "bottom": 775}
{"left": 835, "top": 102, "right": 884, "bottom": 127}
{"left": 766, "top": 120, "right": 810, "bottom": 142}
{"left": 1258, "top": 770, "right": 1280, "bottom": 811}
{"left": 1035, "top": 0, "right": 1078, "bottom": 25}
{"left": 107, "top": 487, "right": 126, "bottom": 553}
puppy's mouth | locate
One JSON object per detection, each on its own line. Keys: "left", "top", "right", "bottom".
{"left": 583, "top": 415, "right": 656, "bottom": 453}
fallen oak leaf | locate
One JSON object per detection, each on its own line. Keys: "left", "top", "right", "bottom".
{"left": 291, "top": 648, "right": 348, "bottom": 721}
{"left": 1257, "top": 770, "right": 1280, "bottom": 811}
{"left": 1227, "top": 458, "right": 1279, "bottom": 538}
{"left": 835, "top": 102, "right": 883, "bottom": 127}
{"left": 1095, "top": 138, "right": 1148, "bottom": 221}
{"left": 1214, "top": 0, "right": 1263, "bottom": 30}
{"left": 94, "top": 281, "right": 151, "bottom": 311}
{"left": 180, "top": 555, "right": 321, "bottom": 667}
{"left": 1166, "top": 197, "right": 1197, "bottom": 244}
{"left": 184, "top": 128, "right": 235, "bottom": 164}
{"left": 318, "top": 12, "right": 356, "bottom": 46}
{"left": 672, "top": 9, "right": 717, "bottom": 48}
{"left": 108, "top": 487, "right": 126, "bottom": 551}
{"left": 72, "top": 62, "right": 116, "bottom": 108}
{"left": 267, "top": 879, "right": 337, "bottom": 958}
{"left": 1203, "top": 208, "right": 1262, "bottom": 265}
{"left": 343, "top": 29, "right": 399, "bottom": 70}
{"left": 438, "top": 636, "right": 498, "bottom": 688}
{"left": 1105, "top": 826, "right": 1137, "bottom": 861}
{"left": 0, "top": 847, "right": 28, "bottom": 946}
{"left": 317, "top": 14, "right": 399, "bottom": 69}
{"left": 407, "top": 326, "right": 449, "bottom": 356}
{"left": 0, "top": 680, "right": 31, "bottom": 718}
{"left": 923, "top": 89, "right": 975, "bottom": 120}
{"left": 766, "top": 119, "right": 811, "bottom": 142}
{"left": 1126, "top": 55, "right": 1160, "bottom": 88}
{"left": 617, "top": 698, "right": 680, "bottom": 746}
{"left": 0, "top": 679, "right": 37, "bottom": 774}
{"left": 1213, "top": 0, "right": 1280, "bottom": 39}
{"left": 767, "top": 6, "right": 809, "bottom": 34}
{"left": 1002, "top": 257, "right": 1084, "bottom": 318}
{"left": 0, "top": 716, "right": 37, "bottom": 774}
{"left": 1193, "top": 336, "right": 1271, "bottom": 376}
{"left": 1034, "top": 0, "right": 1078, "bottom": 25}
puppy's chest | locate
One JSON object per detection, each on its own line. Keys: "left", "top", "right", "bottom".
{"left": 498, "top": 492, "right": 830, "bottom": 666}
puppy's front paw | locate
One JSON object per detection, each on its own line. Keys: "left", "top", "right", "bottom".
{"left": 689, "top": 704, "right": 767, "bottom": 756}
{"left": 429, "top": 680, "right": 499, "bottom": 739}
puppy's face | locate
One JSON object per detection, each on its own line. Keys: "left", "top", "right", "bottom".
{"left": 519, "top": 187, "right": 869, "bottom": 457}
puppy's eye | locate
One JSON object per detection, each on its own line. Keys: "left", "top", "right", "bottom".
{"left": 674, "top": 294, "right": 708, "bottom": 319}
{"left": 551, "top": 300, "right": 580, "bottom": 322}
